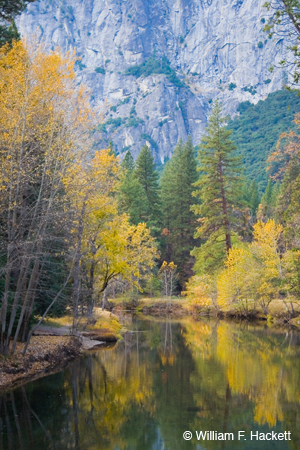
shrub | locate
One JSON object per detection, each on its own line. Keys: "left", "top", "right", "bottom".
{"left": 95, "top": 67, "right": 105, "bottom": 74}
{"left": 125, "top": 55, "right": 184, "bottom": 87}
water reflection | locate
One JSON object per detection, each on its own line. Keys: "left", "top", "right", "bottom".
{"left": 1, "top": 319, "right": 300, "bottom": 449}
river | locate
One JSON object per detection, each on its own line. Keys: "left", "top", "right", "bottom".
{"left": 1, "top": 317, "right": 300, "bottom": 450}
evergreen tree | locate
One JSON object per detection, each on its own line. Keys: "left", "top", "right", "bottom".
{"left": 249, "top": 180, "right": 260, "bottom": 216}
{"left": 192, "top": 100, "right": 244, "bottom": 256}
{"left": 134, "top": 145, "right": 161, "bottom": 233}
{"left": 257, "top": 179, "right": 280, "bottom": 220}
{"left": 118, "top": 151, "right": 147, "bottom": 225}
{"left": 122, "top": 150, "right": 135, "bottom": 172}
{"left": 0, "top": 1, "right": 36, "bottom": 46}
{"left": 160, "top": 137, "right": 199, "bottom": 288}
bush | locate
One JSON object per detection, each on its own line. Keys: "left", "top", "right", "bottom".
{"left": 95, "top": 67, "right": 105, "bottom": 74}
{"left": 119, "top": 97, "right": 130, "bottom": 105}
{"left": 126, "top": 117, "right": 139, "bottom": 127}
{"left": 140, "top": 133, "right": 158, "bottom": 149}
{"left": 125, "top": 55, "right": 184, "bottom": 87}
{"left": 229, "top": 82, "right": 237, "bottom": 90}
{"left": 258, "top": 41, "right": 263, "bottom": 48}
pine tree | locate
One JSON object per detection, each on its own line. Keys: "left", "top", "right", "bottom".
{"left": 0, "top": 1, "right": 36, "bottom": 47}
{"left": 257, "top": 179, "right": 279, "bottom": 220}
{"left": 249, "top": 180, "right": 260, "bottom": 215}
{"left": 118, "top": 151, "right": 147, "bottom": 225}
{"left": 134, "top": 145, "right": 161, "bottom": 233}
{"left": 192, "top": 100, "right": 244, "bottom": 256}
{"left": 160, "top": 137, "right": 198, "bottom": 288}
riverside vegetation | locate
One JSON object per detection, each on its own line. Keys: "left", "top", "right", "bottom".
{"left": 1, "top": 40, "right": 300, "bottom": 367}
{"left": 2, "top": 0, "right": 300, "bottom": 366}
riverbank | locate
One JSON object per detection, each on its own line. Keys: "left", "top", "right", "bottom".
{"left": 0, "top": 336, "right": 81, "bottom": 392}
{"left": 0, "top": 310, "right": 123, "bottom": 392}
{"left": 110, "top": 297, "right": 300, "bottom": 325}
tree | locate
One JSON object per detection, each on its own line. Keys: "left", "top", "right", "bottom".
{"left": 134, "top": 145, "right": 161, "bottom": 234}
{"left": 248, "top": 180, "right": 260, "bottom": 216}
{"left": 0, "top": 0, "right": 36, "bottom": 46}
{"left": 192, "top": 101, "right": 244, "bottom": 257}
{"left": 217, "top": 220, "right": 284, "bottom": 314}
{"left": 159, "top": 261, "right": 177, "bottom": 305}
{"left": 65, "top": 149, "right": 158, "bottom": 317}
{"left": 160, "top": 137, "right": 199, "bottom": 288}
{"left": 263, "top": 0, "right": 300, "bottom": 84}
{"left": 0, "top": 40, "right": 92, "bottom": 354}
{"left": 118, "top": 151, "right": 148, "bottom": 225}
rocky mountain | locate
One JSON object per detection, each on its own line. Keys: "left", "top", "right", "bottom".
{"left": 17, "top": 0, "right": 288, "bottom": 163}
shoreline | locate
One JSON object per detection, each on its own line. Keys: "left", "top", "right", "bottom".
{"left": 0, "top": 328, "right": 118, "bottom": 393}
{"left": 111, "top": 298, "right": 300, "bottom": 326}
{"left": 1, "top": 302, "right": 299, "bottom": 393}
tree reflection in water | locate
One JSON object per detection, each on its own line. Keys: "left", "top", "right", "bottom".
{"left": 1, "top": 319, "right": 300, "bottom": 450}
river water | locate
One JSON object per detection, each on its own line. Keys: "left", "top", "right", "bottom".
{"left": 1, "top": 318, "right": 300, "bottom": 450}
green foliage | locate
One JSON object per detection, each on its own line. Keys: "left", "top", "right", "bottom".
{"left": 159, "top": 119, "right": 168, "bottom": 127}
{"left": 228, "top": 82, "right": 236, "bottom": 90}
{"left": 140, "top": 133, "right": 158, "bottom": 150}
{"left": 264, "top": 78, "right": 271, "bottom": 84}
{"left": 119, "top": 97, "right": 130, "bottom": 105}
{"left": 125, "top": 55, "right": 184, "bottom": 87}
{"left": 0, "top": 0, "right": 37, "bottom": 46}
{"left": 0, "top": 20, "right": 19, "bottom": 47}
{"left": 76, "top": 60, "right": 86, "bottom": 70}
{"left": 243, "top": 85, "right": 257, "bottom": 95}
{"left": 95, "top": 67, "right": 105, "bottom": 74}
{"left": 258, "top": 41, "right": 263, "bottom": 48}
{"left": 160, "top": 137, "right": 199, "bottom": 288}
{"left": 110, "top": 105, "right": 117, "bottom": 112}
{"left": 134, "top": 145, "right": 162, "bottom": 233}
{"left": 228, "top": 89, "right": 300, "bottom": 189}
{"left": 118, "top": 151, "right": 148, "bottom": 225}
{"left": 193, "top": 100, "right": 244, "bottom": 257}
{"left": 263, "top": 0, "right": 300, "bottom": 84}
{"left": 126, "top": 117, "right": 140, "bottom": 128}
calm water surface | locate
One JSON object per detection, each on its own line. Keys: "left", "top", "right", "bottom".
{"left": 1, "top": 318, "right": 300, "bottom": 450}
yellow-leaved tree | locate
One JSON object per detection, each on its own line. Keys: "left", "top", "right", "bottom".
{"left": 64, "top": 149, "right": 158, "bottom": 317}
{"left": 217, "top": 220, "right": 283, "bottom": 314}
{"left": 0, "top": 39, "right": 92, "bottom": 355}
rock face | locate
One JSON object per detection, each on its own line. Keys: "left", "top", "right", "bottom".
{"left": 17, "top": 0, "right": 287, "bottom": 162}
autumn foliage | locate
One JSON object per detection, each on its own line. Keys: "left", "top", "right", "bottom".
{"left": 0, "top": 40, "right": 157, "bottom": 355}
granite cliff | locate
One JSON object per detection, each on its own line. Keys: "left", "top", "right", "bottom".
{"left": 17, "top": 0, "right": 287, "bottom": 162}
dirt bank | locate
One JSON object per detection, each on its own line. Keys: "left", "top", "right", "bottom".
{"left": 0, "top": 310, "right": 123, "bottom": 393}
{"left": 0, "top": 336, "right": 81, "bottom": 393}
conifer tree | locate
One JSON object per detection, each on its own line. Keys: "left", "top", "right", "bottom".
{"left": 192, "top": 100, "right": 243, "bottom": 255}
{"left": 160, "top": 137, "right": 198, "bottom": 288}
{"left": 0, "top": 1, "right": 36, "bottom": 46}
{"left": 249, "top": 180, "right": 260, "bottom": 216}
{"left": 257, "top": 179, "right": 279, "bottom": 220}
{"left": 118, "top": 151, "right": 147, "bottom": 225}
{"left": 134, "top": 145, "right": 161, "bottom": 233}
